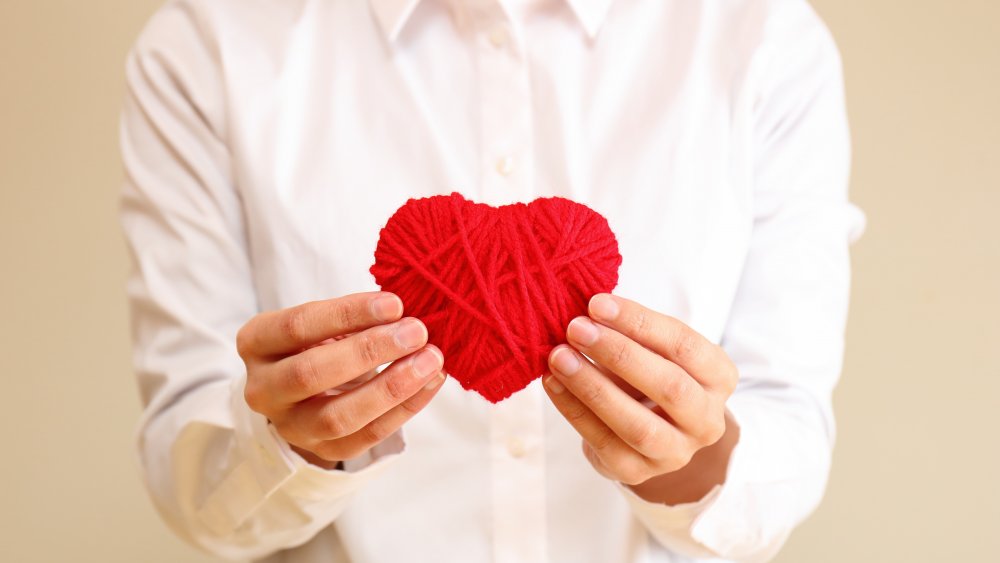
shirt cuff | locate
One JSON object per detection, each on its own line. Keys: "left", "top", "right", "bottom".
{"left": 274, "top": 420, "right": 407, "bottom": 502}
{"left": 616, "top": 398, "right": 757, "bottom": 560}
{"left": 237, "top": 371, "right": 408, "bottom": 502}
{"left": 616, "top": 461, "right": 730, "bottom": 559}
{"left": 618, "top": 395, "right": 814, "bottom": 562}
{"left": 197, "top": 374, "right": 407, "bottom": 535}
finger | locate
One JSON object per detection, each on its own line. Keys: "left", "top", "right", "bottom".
{"left": 586, "top": 293, "right": 736, "bottom": 390}
{"left": 266, "top": 316, "right": 429, "bottom": 404}
{"left": 317, "top": 368, "right": 379, "bottom": 395}
{"left": 314, "top": 370, "right": 447, "bottom": 462}
{"left": 580, "top": 353, "right": 644, "bottom": 400}
{"left": 581, "top": 441, "right": 620, "bottom": 483}
{"left": 543, "top": 373, "right": 655, "bottom": 485}
{"left": 288, "top": 345, "right": 444, "bottom": 442}
{"left": 564, "top": 319, "right": 711, "bottom": 432}
{"left": 238, "top": 291, "right": 404, "bottom": 358}
{"left": 547, "top": 345, "right": 680, "bottom": 459}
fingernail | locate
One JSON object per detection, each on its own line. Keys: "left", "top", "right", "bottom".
{"left": 589, "top": 293, "right": 619, "bottom": 321}
{"left": 424, "top": 372, "right": 446, "bottom": 390}
{"left": 550, "top": 346, "right": 581, "bottom": 375}
{"left": 544, "top": 375, "right": 565, "bottom": 394}
{"left": 371, "top": 293, "right": 403, "bottom": 321}
{"left": 567, "top": 317, "right": 599, "bottom": 346}
{"left": 393, "top": 318, "right": 426, "bottom": 349}
{"left": 411, "top": 347, "right": 443, "bottom": 378}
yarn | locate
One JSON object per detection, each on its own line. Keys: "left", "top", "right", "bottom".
{"left": 369, "top": 192, "right": 622, "bottom": 403}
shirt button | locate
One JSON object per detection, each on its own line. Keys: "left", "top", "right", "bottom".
{"left": 506, "top": 437, "right": 527, "bottom": 458}
{"left": 488, "top": 27, "right": 506, "bottom": 48}
{"left": 496, "top": 156, "right": 514, "bottom": 176}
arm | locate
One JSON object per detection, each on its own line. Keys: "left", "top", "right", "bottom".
{"left": 543, "top": 0, "right": 865, "bottom": 559}
{"left": 119, "top": 3, "right": 441, "bottom": 559}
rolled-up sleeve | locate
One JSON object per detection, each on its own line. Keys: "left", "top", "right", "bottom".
{"left": 118, "top": 2, "right": 404, "bottom": 560}
{"left": 616, "top": 0, "right": 866, "bottom": 560}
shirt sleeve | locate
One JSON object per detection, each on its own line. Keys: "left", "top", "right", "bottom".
{"left": 118, "top": 2, "right": 405, "bottom": 559}
{"left": 616, "top": 0, "right": 866, "bottom": 560}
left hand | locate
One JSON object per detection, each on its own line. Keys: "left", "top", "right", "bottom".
{"left": 544, "top": 293, "right": 739, "bottom": 486}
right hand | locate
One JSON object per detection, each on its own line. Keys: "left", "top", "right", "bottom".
{"left": 236, "top": 291, "right": 445, "bottom": 469}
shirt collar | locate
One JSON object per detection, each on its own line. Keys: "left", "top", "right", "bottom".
{"left": 369, "top": 0, "right": 615, "bottom": 43}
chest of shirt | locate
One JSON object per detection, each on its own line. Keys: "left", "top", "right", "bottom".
{"left": 220, "top": 0, "right": 756, "bottom": 346}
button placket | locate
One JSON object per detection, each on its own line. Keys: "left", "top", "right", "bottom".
{"left": 490, "top": 381, "right": 548, "bottom": 563}
{"left": 473, "top": 8, "right": 544, "bottom": 559}
{"left": 475, "top": 10, "right": 534, "bottom": 206}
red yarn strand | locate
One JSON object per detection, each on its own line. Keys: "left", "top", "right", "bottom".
{"left": 370, "top": 192, "right": 621, "bottom": 403}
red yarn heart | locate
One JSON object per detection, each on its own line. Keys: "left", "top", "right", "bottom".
{"left": 370, "top": 192, "right": 622, "bottom": 403}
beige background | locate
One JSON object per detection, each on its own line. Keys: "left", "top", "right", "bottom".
{"left": 1, "top": 0, "right": 997, "bottom": 561}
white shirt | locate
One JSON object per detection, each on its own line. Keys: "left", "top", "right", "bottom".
{"left": 118, "top": 0, "right": 865, "bottom": 561}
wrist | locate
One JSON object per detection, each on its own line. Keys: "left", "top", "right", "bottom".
{"left": 291, "top": 443, "right": 345, "bottom": 471}
{"left": 627, "top": 408, "right": 740, "bottom": 505}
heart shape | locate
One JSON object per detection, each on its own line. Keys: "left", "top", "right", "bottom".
{"left": 370, "top": 192, "right": 622, "bottom": 403}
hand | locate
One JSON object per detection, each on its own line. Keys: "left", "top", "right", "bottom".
{"left": 237, "top": 291, "right": 446, "bottom": 469}
{"left": 543, "top": 293, "right": 739, "bottom": 488}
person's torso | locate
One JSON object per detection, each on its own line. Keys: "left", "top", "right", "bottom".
{"left": 205, "top": 0, "right": 770, "bottom": 560}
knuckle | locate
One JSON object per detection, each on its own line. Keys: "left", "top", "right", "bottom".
{"left": 564, "top": 402, "right": 592, "bottom": 425}
{"left": 317, "top": 411, "right": 350, "bottom": 440}
{"left": 334, "top": 444, "right": 366, "bottom": 462}
{"left": 277, "top": 423, "right": 312, "bottom": 450}
{"left": 340, "top": 440, "right": 375, "bottom": 461}
{"left": 610, "top": 340, "right": 632, "bottom": 369}
{"left": 235, "top": 322, "right": 255, "bottom": 358}
{"left": 565, "top": 406, "right": 590, "bottom": 429}
{"left": 678, "top": 448, "right": 696, "bottom": 468}
{"left": 630, "top": 309, "right": 652, "bottom": 339}
{"left": 577, "top": 380, "right": 607, "bottom": 407}
{"left": 399, "top": 393, "right": 426, "bottom": 416}
{"left": 381, "top": 371, "right": 411, "bottom": 403}
{"left": 243, "top": 380, "right": 266, "bottom": 413}
{"left": 333, "top": 300, "right": 358, "bottom": 330}
{"left": 287, "top": 354, "right": 319, "bottom": 394}
{"left": 700, "top": 418, "right": 726, "bottom": 445}
{"left": 313, "top": 441, "right": 342, "bottom": 463}
{"left": 630, "top": 420, "right": 660, "bottom": 454}
{"left": 590, "top": 427, "right": 617, "bottom": 453}
{"left": 665, "top": 448, "right": 695, "bottom": 471}
{"left": 360, "top": 418, "right": 392, "bottom": 445}
{"left": 581, "top": 441, "right": 600, "bottom": 466}
{"left": 583, "top": 444, "right": 614, "bottom": 481}
{"left": 659, "top": 374, "right": 691, "bottom": 406}
{"left": 354, "top": 333, "right": 385, "bottom": 367}
{"left": 280, "top": 308, "right": 309, "bottom": 348}
{"left": 623, "top": 470, "right": 649, "bottom": 486}
{"left": 612, "top": 460, "right": 647, "bottom": 486}
{"left": 722, "top": 360, "right": 740, "bottom": 393}
{"left": 673, "top": 332, "right": 703, "bottom": 364}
